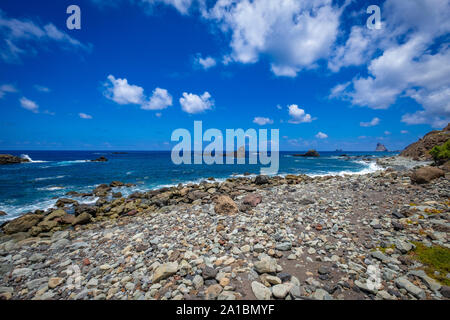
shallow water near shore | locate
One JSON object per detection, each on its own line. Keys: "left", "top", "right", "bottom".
{"left": 0, "top": 150, "right": 396, "bottom": 221}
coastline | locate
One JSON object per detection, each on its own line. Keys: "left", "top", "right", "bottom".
{"left": 0, "top": 155, "right": 449, "bottom": 300}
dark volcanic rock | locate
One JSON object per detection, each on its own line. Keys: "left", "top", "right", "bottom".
{"left": 0, "top": 211, "right": 6, "bottom": 216}
{"left": 294, "top": 150, "right": 320, "bottom": 157}
{"left": 255, "top": 175, "right": 269, "bottom": 185}
{"left": 375, "top": 143, "right": 388, "bottom": 152}
{"left": 91, "top": 156, "right": 108, "bottom": 162}
{"left": 0, "top": 154, "right": 30, "bottom": 165}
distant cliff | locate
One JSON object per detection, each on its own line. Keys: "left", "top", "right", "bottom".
{"left": 400, "top": 124, "right": 450, "bottom": 160}
{"left": 375, "top": 143, "right": 388, "bottom": 152}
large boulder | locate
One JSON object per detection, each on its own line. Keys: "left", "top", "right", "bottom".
{"left": 410, "top": 166, "right": 445, "bottom": 184}
{"left": 255, "top": 175, "right": 269, "bottom": 185}
{"left": 214, "top": 195, "right": 238, "bottom": 215}
{"left": 72, "top": 212, "right": 92, "bottom": 225}
{"left": 2, "top": 213, "right": 42, "bottom": 234}
{"left": 0, "top": 154, "right": 30, "bottom": 165}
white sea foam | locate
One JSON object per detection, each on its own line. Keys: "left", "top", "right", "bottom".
{"left": 34, "top": 175, "right": 66, "bottom": 181}
{"left": 0, "top": 195, "right": 99, "bottom": 223}
{"left": 37, "top": 186, "right": 66, "bottom": 191}
{"left": 308, "top": 161, "right": 384, "bottom": 177}
{"left": 55, "top": 160, "right": 90, "bottom": 166}
{"left": 20, "top": 154, "right": 48, "bottom": 163}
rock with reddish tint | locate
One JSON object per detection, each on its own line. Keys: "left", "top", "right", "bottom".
{"left": 242, "top": 194, "right": 262, "bottom": 207}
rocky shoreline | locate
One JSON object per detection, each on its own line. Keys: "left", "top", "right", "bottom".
{"left": 0, "top": 156, "right": 449, "bottom": 300}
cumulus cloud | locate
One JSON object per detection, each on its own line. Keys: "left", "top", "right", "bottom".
{"left": 0, "top": 10, "right": 91, "bottom": 63}
{"left": 288, "top": 104, "right": 314, "bottom": 124}
{"left": 195, "top": 55, "right": 217, "bottom": 70}
{"left": 360, "top": 117, "right": 380, "bottom": 127}
{"left": 179, "top": 91, "right": 214, "bottom": 114}
{"left": 103, "top": 75, "right": 173, "bottom": 113}
{"left": 142, "top": 88, "right": 173, "bottom": 110}
{"left": 19, "top": 97, "right": 39, "bottom": 113}
{"left": 79, "top": 113, "right": 93, "bottom": 119}
{"left": 104, "top": 75, "right": 145, "bottom": 105}
{"left": 253, "top": 117, "right": 273, "bottom": 126}
{"left": 0, "top": 84, "right": 16, "bottom": 98}
{"left": 201, "top": 0, "right": 345, "bottom": 77}
{"left": 330, "top": 0, "right": 450, "bottom": 127}
{"left": 315, "top": 132, "right": 328, "bottom": 139}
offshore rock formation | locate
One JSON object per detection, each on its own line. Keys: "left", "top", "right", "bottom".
{"left": 376, "top": 143, "right": 388, "bottom": 152}
{"left": 0, "top": 154, "right": 30, "bottom": 165}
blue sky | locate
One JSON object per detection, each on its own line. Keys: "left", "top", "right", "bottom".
{"left": 0, "top": 0, "right": 449, "bottom": 151}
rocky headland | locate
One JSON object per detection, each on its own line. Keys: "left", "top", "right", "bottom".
{"left": 0, "top": 154, "right": 30, "bottom": 165}
{"left": 0, "top": 127, "right": 449, "bottom": 301}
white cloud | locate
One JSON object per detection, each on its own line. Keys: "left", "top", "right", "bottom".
{"left": 79, "top": 113, "right": 93, "bottom": 119}
{"left": 104, "top": 75, "right": 145, "bottom": 105}
{"left": 142, "top": 87, "right": 173, "bottom": 110}
{"left": 0, "top": 10, "right": 91, "bottom": 63}
{"left": 360, "top": 117, "right": 380, "bottom": 127}
{"left": 0, "top": 84, "right": 16, "bottom": 98}
{"left": 315, "top": 132, "right": 328, "bottom": 139}
{"left": 195, "top": 55, "right": 217, "bottom": 69}
{"left": 201, "top": 0, "right": 345, "bottom": 77}
{"left": 103, "top": 75, "right": 173, "bottom": 113}
{"left": 19, "top": 97, "right": 39, "bottom": 113}
{"left": 179, "top": 91, "right": 214, "bottom": 114}
{"left": 253, "top": 117, "right": 273, "bottom": 126}
{"left": 276, "top": 104, "right": 282, "bottom": 110}
{"left": 384, "top": 131, "right": 391, "bottom": 135}
{"left": 330, "top": 0, "right": 450, "bottom": 127}
{"left": 401, "top": 130, "right": 409, "bottom": 134}
{"left": 288, "top": 104, "right": 314, "bottom": 124}
{"left": 328, "top": 26, "right": 375, "bottom": 72}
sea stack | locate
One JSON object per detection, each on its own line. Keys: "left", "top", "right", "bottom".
{"left": 375, "top": 143, "right": 388, "bottom": 152}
